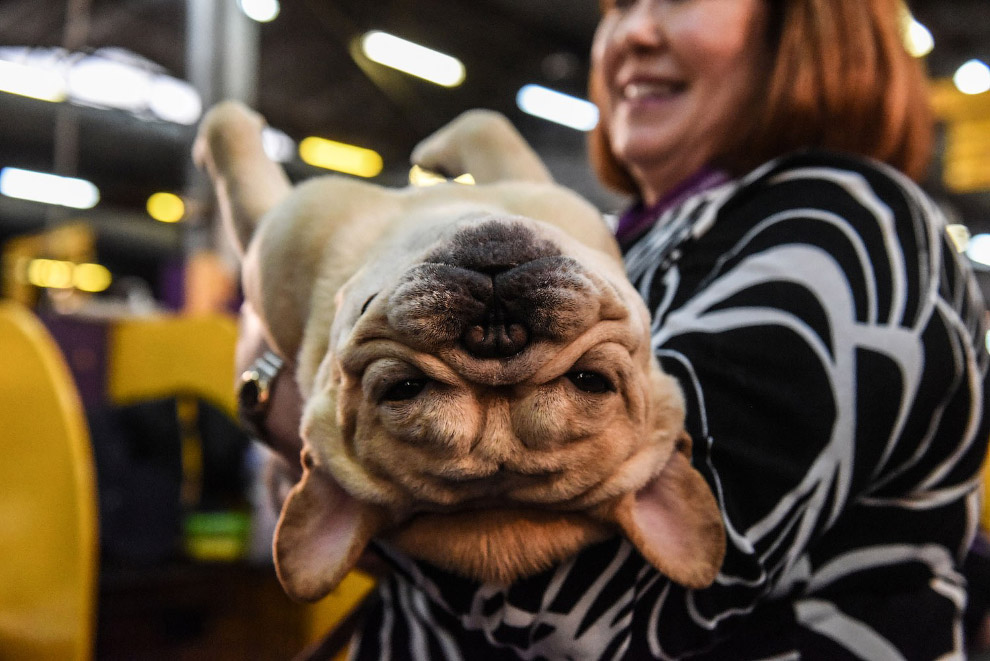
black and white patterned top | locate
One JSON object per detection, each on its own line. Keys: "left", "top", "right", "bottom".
{"left": 351, "top": 151, "right": 990, "bottom": 660}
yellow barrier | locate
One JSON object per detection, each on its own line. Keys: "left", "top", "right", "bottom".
{"left": 0, "top": 301, "right": 98, "bottom": 660}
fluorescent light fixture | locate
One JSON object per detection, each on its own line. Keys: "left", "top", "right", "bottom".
{"left": 238, "top": 0, "right": 280, "bottom": 22}
{"left": 0, "top": 167, "right": 100, "bottom": 209}
{"left": 516, "top": 84, "right": 599, "bottom": 131}
{"left": 0, "top": 47, "right": 203, "bottom": 125}
{"left": 299, "top": 137, "right": 383, "bottom": 178}
{"left": 905, "top": 19, "right": 934, "bottom": 58}
{"left": 67, "top": 55, "right": 151, "bottom": 111}
{"left": 147, "top": 192, "right": 186, "bottom": 223}
{"left": 954, "top": 59, "right": 990, "bottom": 96}
{"left": 27, "top": 259, "right": 74, "bottom": 289}
{"left": 0, "top": 59, "right": 66, "bottom": 102}
{"left": 361, "top": 31, "right": 465, "bottom": 87}
{"left": 72, "top": 263, "right": 113, "bottom": 292}
{"left": 149, "top": 75, "right": 202, "bottom": 124}
{"left": 966, "top": 233, "right": 990, "bottom": 267}
{"left": 25, "top": 259, "right": 111, "bottom": 292}
{"left": 262, "top": 127, "right": 296, "bottom": 163}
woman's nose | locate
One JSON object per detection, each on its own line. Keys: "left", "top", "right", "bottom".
{"left": 616, "top": 0, "right": 665, "bottom": 49}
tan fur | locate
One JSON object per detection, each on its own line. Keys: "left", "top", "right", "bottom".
{"left": 389, "top": 509, "right": 612, "bottom": 585}
{"left": 195, "top": 102, "right": 726, "bottom": 602}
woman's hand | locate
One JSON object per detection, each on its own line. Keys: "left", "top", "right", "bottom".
{"left": 236, "top": 300, "right": 304, "bottom": 482}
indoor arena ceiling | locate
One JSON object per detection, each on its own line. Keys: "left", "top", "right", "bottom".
{"left": 0, "top": 0, "right": 988, "bottom": 259}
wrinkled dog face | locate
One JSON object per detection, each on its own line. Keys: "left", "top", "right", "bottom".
{"left": 301, "top": 214, "right": 688, "bottom": 582}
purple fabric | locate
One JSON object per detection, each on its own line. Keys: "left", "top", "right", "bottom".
{"left": 40, "top": 313, "right": 109, "bottom": 409}
{"left": 614, "top": 168, "right": 730, "bottom": 244}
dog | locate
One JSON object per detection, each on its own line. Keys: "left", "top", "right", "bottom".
{"left": 193, "top": 101, "right": 725, "bottom": 603}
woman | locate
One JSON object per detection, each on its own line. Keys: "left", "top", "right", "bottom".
{"left": 241, "top": 0, "right": 989, "bottom": 657}
{"left": 578, "top": 0, "right": 988, "bottom": 657}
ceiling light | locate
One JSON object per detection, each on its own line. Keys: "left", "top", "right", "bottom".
{"left": 73, "top": 263, "right": 112, "bottom": 292}
{"left": 147, "top": 192, "right": 186, "bottom": 223}
{"left": 954, "top": 59, "right": 990, "bottom": 96}
{"left": 149, "top": 75, "right": 202, "bottom": 124}
{"left": 904, "top": 19, "right": 934, "bottom": 58}
{"left": 516, "top": 84, "right": 599, "bottom": 131}
{"left": 27, "top": 259, "right": 74, "bottom": 289}
{"left": 0, "top": 46, "right": 203, "bottom": 124}
{"left": 262, "top": 127, "right": 296, "bottom": 163}
{"left": 67, "top": 55, "right": 151, "bottom": 111}
{"left": 0, "top": 59, "right": 66, "bottom": 102}
{"left": 965, "top": 233, "right": 990, "bottom": 267}
{"left": 299, "top": 137, "right": 383, "bottom": 178}
{"left": 238, "top": 0, "right": 280, "bottom": 22}
{"left": 0, "top": 167, "right": 99, "bottom": 209}
{"left": 25, "top": 259, "right": 111, "bottom": 292}
{"left": 360, "top": 31, "right": 465, "bottom": 87}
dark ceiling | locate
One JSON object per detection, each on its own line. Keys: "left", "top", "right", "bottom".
{"left": 0, "top": 0, "right": 988, "bottom": 273}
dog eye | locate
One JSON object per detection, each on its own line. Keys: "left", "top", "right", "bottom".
{"left": 382, "top": 378, "right": 430, "bottom": 402}
{"left": 566, "top": 371, "right": 614, "bottom": 394}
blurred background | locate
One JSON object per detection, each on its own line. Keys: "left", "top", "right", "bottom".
{"left": 0, "top": 0, "right": 988, "bottom": 659}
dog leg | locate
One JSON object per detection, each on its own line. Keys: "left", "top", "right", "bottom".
{"left": 411, "top": 110, "right": 554, "bottom": 185}
{"left": 193, "top": 100, "right": 292, "bottom": 256}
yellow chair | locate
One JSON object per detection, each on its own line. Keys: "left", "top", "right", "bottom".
{"left": 106, "top": 313, "right": 239, "bottom": 417}
{"left": 106, "top": 313, "right": 242, "bottom": 545}
{"left": 0, "top": 301, "right": 99, "bottom": 660}
{"left": 106, "top": 312, "right": 376, "bottom": 655}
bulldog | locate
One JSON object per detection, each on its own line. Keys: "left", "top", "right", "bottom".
{"left": 194, "top": 102, "right": 725, "bottom": 602}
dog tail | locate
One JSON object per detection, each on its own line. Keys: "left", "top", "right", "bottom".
{"left": 193, "top": 100, "right": 292, "bottom": 256}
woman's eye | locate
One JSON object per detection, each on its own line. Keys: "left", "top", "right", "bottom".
{"left": 566, "top": 371, "right": 614, "bottom": 394}
{"left": 382, "top": 378, "right": 430, "bottom": 402}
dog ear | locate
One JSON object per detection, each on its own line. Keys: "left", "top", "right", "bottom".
{"left": 273, "top": 449, "right": 385, "bottom": 602}
{"left": 610, "top": 434, "right": 726, "bottom": 589}
{"left": 193, "top": 101, "right": 292, "bottom": 256}
{"left": 411, "top": 109, "right": 554, "bottom": 184}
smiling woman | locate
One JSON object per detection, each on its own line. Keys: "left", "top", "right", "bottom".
{"left": 590, "top": 0, "right": 770, "bottom": 205}
{"left": 590, "top": 0, "right": 934, "bottom": 197}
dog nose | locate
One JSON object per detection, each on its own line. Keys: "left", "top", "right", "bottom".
{"left": 462, "top": 307, "right": 529, "bottom": 358}
{"left": 424, "top": 219, "right": 554, "bottom": 358}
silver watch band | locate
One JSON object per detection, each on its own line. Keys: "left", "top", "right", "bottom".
{"left": 238, "top": 350, "right": 285, "bottom": 437}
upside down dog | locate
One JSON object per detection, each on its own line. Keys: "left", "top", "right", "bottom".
{"left": 193, "top": 101, "right": 725, "bottom": 602}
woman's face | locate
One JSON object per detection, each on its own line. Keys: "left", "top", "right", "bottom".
{"left": 592, "top": 0, "right": 770, "bottom": 202}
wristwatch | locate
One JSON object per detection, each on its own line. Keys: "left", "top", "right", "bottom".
{"left": 237, "top": 350, "right": 285, "bottom": 439}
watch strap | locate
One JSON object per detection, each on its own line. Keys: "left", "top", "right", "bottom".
{"left": 238, "top": 350, "right": 285, "bottom": 438}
